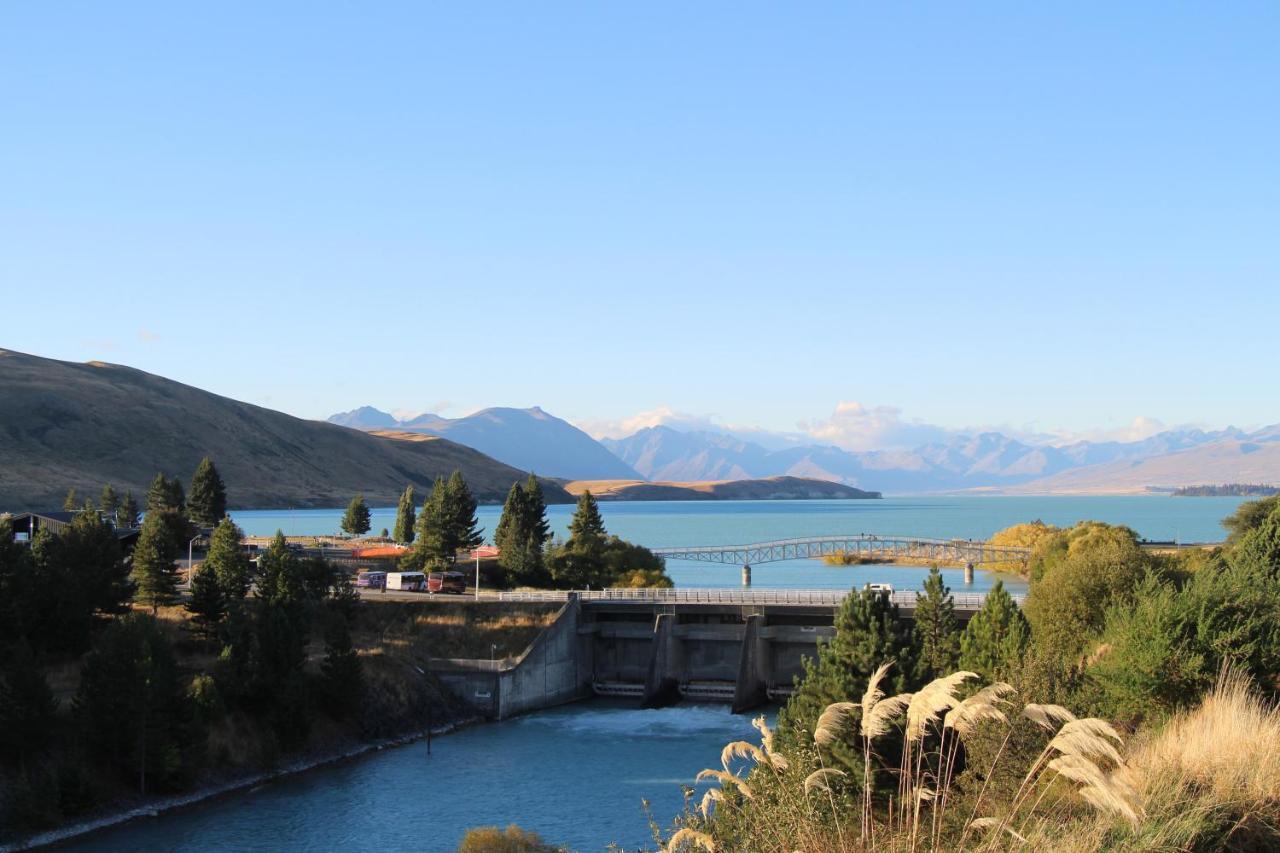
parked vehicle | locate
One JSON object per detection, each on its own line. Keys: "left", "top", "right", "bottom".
{"left": 863, "top": 582, "right": 894, "bottom": 594}
{"left": 428, "top": 571, "right": 467, "bottom": 594}
{"left": 386, "top": 571, "right": 427, "bottom": 592}
{"left": 356, "top": 570, "right": 387, "bottom": 590}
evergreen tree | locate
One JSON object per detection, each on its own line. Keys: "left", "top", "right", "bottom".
{"left": 340, "top": 493, "right": 372, "bottom": 536}
{"left": 117, "top": 491, "right": 140, "bottom": 528}
{"left": 62, "top": 488, "right": 78, "bottom": 511}
{"left": 130, "top": 513, "right": 180, "bottom": 613}
{"left": 99, "top": 483, "right": 120, "bottom": 518}
{"left": 256, "top": 531, "right": 307, "bottom": 608}
{"left": 912, "top": 566, "right": 960, "bottom": 682}
{"left": 493, "top": 481, "right": 526, "bottom": 557}
{"left": 0, "top": 517, "right": 35, "bottom": 652}
{"left": 776, "top": 587, "right": 918, "bottom": 774}
{"left": 204, "top": 517, "right": 251, "bottom": 601}
{"left": 494, "top": 479, "right": 551, "bottom": 587}
{"left": 144, "top": 472, "right": 191, "bottom": 554}
{"left": 74, "top": 614, "right": 198, "bottom": 792}
{"left": 959, "top": 580, "right": 1029, "bottom": 681}
{"left": 328, "top": 569, "right": 361, "bottom": 623}
{"left": 187, "top": 457, "right": 227, "bottom": 527}
{"left": 185, "top": 564, "right": 226, "bottom": 640}
{"left": 0, "top": 639, "right": 58, "bottom": 766}
{"left": 409, "top": 477, "right": 449, "bottom": 568}
{"left": 393, "top": 485, "right": 417, "bottom": 544}
{"left": 1230, "top": 503, "right": 1280, "bottom": 577}
{"left": 445, "top": 471, "right": 484, "bottom": 559}
{"left": 319, "top": 616, "right": 363, "bottom": 720}
{"left": 62, "top": 507, "right": 134, "bottom": 619}
{"left": 522, "top": 474, "right": 551, "bottom": 546}
{"left": 568, "top": 491, "right": 606, "bottom": 550}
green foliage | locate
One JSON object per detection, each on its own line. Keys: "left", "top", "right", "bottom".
{"left": 74, "top": 614, "right": 200, "bottom": 792}
{"left": 495, "top": 478, "right": 551, "bottom": 587}
{"left": 62, "top": 488, "right": 78, "bottom": 511}
{"left": 457, "top": 824, "right": 561, "bottom": 853}
{"left": 341, "top": 493, "right": 372, "bottom": 536}
{"left": 958, "top": 580, "right": 1028, "bottom": 682}
{"left": 205, "top": 517, "right": 251, "bottom": 602}
{"left": 1222, "top": 494, "right": 1280, "bottom": 543}
{"left": 1229, "top": 502, "right": 1280, "bottom": 576}
{"left": 1023, "top": 522, "right": 1150, "bottom": 664}
{"left": 912, "top": 566, "right": 959, "bottom": 681}
{"left": 130, "top": 512, "right": 180, "bottom": 612}
{"left": 567, "top": 490, "right": 606, "bottom": 548}
{"left": 0, "top": 639, "right": 59, "bottom": 765}
{"left": 546, "top": 535, "right": 670, "bottom": 590}
{"left": 146, "top": 472, "right": 186, "bottom": 515}
{"left": 256, "top": 531, "right": 307, "bottom": 609}
{"left": 328, "top": 569, "right": 361, "bottom": 622}
{"left": 775, "top": 588, "right": 917, "bottom": 774}
{"left": 185, "top": 564, "right": 227, "bottom": 640}
{"left": 98, "top": 483, "right": 120, "bottom": 516}
{"left": 319, "top": 617, "right": 363, "bottom": 720}
{"left": 409, "top": 473, "right": 484, "bottom": 567}
{"left": 393, "top": 484, "right": 416, "bottom": 544}
{"left": 187, "top": 457, "right": 228, "bottom": 527}
{"left": 116, "top": 490, "right": 140, "bottom": 528}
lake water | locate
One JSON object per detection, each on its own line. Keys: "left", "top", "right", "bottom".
{"left": 57, "top": 702, "right": 762, "bottom": 852}
{"left": 55, "top": 496, "right": 1247, "bottom": 852}
{"left": 231, "top": 496, "right": 1244, "bottom": 595}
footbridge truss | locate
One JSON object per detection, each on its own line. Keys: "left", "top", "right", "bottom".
{"left": 650, "top": 534, "right": 1031, "bottom": 567}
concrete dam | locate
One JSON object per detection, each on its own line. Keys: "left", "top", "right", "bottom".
{"left": 428, "top": 589, "right": 1015, "bottom": 720}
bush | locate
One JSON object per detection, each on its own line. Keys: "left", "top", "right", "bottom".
{"left": 458, "top": 824, "right": 561, "bottom": 852}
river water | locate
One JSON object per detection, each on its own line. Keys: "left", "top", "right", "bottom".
{"left": 58, "top": 497, "right": 1245, "bottom": 851}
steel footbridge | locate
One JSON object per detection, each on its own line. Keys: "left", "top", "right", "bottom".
{"left": 650, "top": 534, "right": 1031, "bottom": 567}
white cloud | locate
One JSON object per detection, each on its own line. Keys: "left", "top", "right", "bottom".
{"left": 576, "top": 406, "right": 723, "bottom": 440}
{"left": 1040, "top": 416, "right": 1170, "bottom": 446}
{"left": 799, "top": 402, "right": 958, "bottom": 451}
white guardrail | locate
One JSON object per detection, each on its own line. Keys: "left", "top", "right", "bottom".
{"left": 494, "top": 588, "right": 1025, "bottom": 608}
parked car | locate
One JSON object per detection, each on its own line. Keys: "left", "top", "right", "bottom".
{"left": 863, "top": 582, "right": 894, "bottom": 594}
{"left": 356, "top": 570, "right": 387, "bottom": 590}
{"left": 428, "top": 571, "right": 467, "bottom": 594}
{"left": 386, "top": 571, "right": 427, "bottom": 592}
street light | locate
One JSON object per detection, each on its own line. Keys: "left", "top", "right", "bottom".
{"left": 187, "top": 534, "right": 203, "bottom": 587}
{"left": 475, "top": 549, "right": 481, "bottom": 601}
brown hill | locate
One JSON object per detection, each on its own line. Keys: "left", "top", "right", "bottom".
{"left": 0, "top": 349, "right": 571, "bottom": 510}
{"left": 563, "top": 476, "right": 881, "bottom": 501}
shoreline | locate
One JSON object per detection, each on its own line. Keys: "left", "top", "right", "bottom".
{"left": 5, "top": 716, "right": 482, "bottom": 852}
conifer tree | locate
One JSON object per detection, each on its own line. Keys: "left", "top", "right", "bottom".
{"left": 568, "top": 490, "right": 606, "bottom": 550}
{"left": 319, "top": 616, "right": 363, "bottom": 720}
{"left": 340, "top": 493, "right": 372, "bottom": 536}
{"left": 186, "top": 564, "right": 227, "bottom": 640}
{"left": 256, "top": 530, "right": 306, "bottom": 608}
{"left": 494, "top": 481, "right": 526, "bottom": 556}
{"left": 523, "top": 474, "right": 551, "bottom": 546}
{"left": 328, "top": 569, "right": 361, "bottom": 623}
{"left": 445, "top": 471, "right": 484, "bottom": 559}
{"left": 393, "top": 485, "right": 416, "bottom": 544}
{"left": 913, "top": 566, "right": 960, "bottom": 682}
{"left": 959, "top": 580, "right": 1029, "bottom": 681}
{"left": 130, "top": 513, "right": 180, "bottom": 613}
{"left": 0, "top": 639, "right": 59, "bottom": 765}
{"left": 63, "top": 488, "right": 78, "bottom": 511}
{"left": 145, "top": 472, "right": 191, "bottom": 553}
{"left": 187, "top": 457, "right": 228, "bottom": 527}
{"left": 204, "top": 517, "right": 251, "bottom": 601}
{"left": 117, "top": 491, "right": 140, "bottom": 528}
{"left": 99, "top": 483, "right": 120, "bottom": 518}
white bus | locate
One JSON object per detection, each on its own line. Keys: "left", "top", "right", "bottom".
{"left": 385, "top": 571, "right": 427, "bottom": 592}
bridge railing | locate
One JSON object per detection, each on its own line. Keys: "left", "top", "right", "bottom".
{"left": 495, "top": 588, "right": 1025, "bottom": 608}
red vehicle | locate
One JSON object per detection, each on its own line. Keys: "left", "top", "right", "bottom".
{"left": 428, "top": 571, "right": 467, "bottom": 594}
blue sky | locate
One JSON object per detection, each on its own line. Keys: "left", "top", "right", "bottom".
{"left": 2, "top": 3, "right": 1276, "bottom": 449}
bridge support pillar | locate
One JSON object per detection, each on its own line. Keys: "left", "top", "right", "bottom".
{"left": 732, "top": 614, "right": 769, "bottom": 714}
{"left": 742, "top": 564, "right": 751, "bottom": 587}
{"left": 964, "top": 563, "right": 974, "bottom": 584}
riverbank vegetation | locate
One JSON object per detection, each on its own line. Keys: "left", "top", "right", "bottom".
{"left": 1173, "top": 483, "right": 1279, "bottom": 497}
{"left": 665, "top": 496, "right": 1280, "bottom": 851}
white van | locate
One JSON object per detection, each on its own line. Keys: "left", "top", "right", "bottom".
{"left": 385, "top": 571, "right": 427, "bottom": 592}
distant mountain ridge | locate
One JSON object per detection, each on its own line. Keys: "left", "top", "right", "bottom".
{"left": 327, "top": 406, "right": 641, "bottom": 481}
{"left": 0, "top": 350, "right": 572, "bottom": 510}
{"left": 603, "top": 423, "right": 1280, "bottom": 495}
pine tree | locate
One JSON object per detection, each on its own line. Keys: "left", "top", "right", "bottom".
{"left": 0, "top": 639, "right": 59, "bottom": 765}
{"left": 523, "top": 474, "right": 551, "bottom": 546}
{"left": 205, "top": 517, "right": 251, "bottom": 601}
{"left": 568, "top": 491, "right": 606, "bottom": 550}
{"left": 130, "top": 512, "right": 180, "bottom": 613}
{"left": 328, "top": 569, "right": 361, "bottom": 623}
{"left": 913, "top": 566, "right": 960, "bottom": 682}
{"left": 63, "top": 488, "right": 78, "bottom": 511}
{"left": 186, "top": 564, "right": 227, "bottom": 640}
{"left": 445, "top": 471, "right": 484, "bottom": 559}
{"left": 494, "top": 481, "right": 526, "bottom": 557}
{"left": 145, "top": 472, "right": 190, "bottom": 553}
{"left": 187, "top": 457, "right": 227, "bottom": 527}
{"left": 341, "top": 493, "right": 372, "bottom": 536}
{"left": 319, "top": 617, "right": 363, "bottom": 720}
{"left": 959, "top": 580, "right": 1029, "bottom": 681}
{"left": 409, "top": 477, "right": 449, "bottom": 568}
{"left": 99, "top": 483, "right": 120, "bottom": 518}
{"left": 256, "top": 530, "right": 307, "bottom": 608}
{"left": 117, "top": 491, "right": 140, "bottom": 528}
{"left": 393, "top": 485, "right": 416, "bottom": 544}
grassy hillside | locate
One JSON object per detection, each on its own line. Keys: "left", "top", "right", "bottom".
{"left": 0, "top": 350, "right": 572, "bottom": 510}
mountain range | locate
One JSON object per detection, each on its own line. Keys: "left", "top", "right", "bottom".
{"left": 0, "top": 350, "right": 572, "bottom": 510}
{"left": 332, "top": 406, "right": 1280, "bottom": 495}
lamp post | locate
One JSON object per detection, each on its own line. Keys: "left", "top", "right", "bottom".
{"left": 475, "top": 549, "right": 481, "bottom": 601}
{"left": 187, "top": 534, "right": 202, "bottom": 587}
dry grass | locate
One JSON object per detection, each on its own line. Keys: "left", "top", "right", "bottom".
{"left": 352, "top": 601, "right": 559, "bottom": 662}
